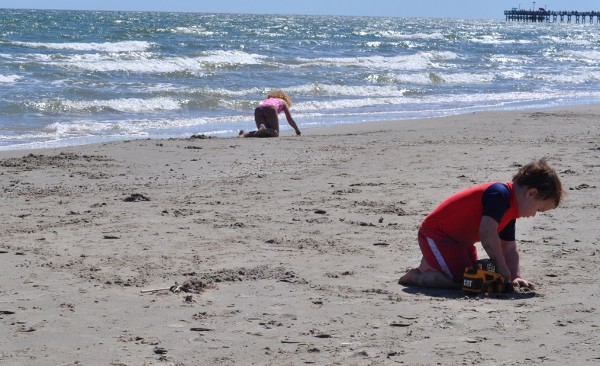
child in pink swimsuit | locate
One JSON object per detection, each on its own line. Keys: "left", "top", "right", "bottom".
{"left": 241, "top": 90, "right": 301, "bottom": 138}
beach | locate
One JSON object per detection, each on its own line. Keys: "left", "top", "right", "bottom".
{"left": 1, "top": 106, "right": 599, "bottom": 365}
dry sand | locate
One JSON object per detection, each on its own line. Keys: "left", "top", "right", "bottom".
{"left": 1, "top": 106, "right": 599, "bottom": 365}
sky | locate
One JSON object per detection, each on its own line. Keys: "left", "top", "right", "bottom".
{"left": 1, "top": 1, "right": 599, "bottom": 18}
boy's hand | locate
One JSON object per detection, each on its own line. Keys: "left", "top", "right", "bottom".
{"left": 512, "top": 277, "right": 535, "bottom": 290}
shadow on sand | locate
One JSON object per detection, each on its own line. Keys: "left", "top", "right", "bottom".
{"left": 401, "top": 286, "right": 538, "bottom": 300}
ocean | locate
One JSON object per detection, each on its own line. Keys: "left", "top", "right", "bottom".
{"left": 2, "top": 9, "right": 600, "bottom": 150}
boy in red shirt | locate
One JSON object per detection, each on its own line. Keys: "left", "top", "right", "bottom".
{"left": 399, "top": 158, "right": 564, "bottom": 290}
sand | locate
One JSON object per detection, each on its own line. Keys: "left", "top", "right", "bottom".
{"left": 1, "top": 106, "right": 599, "bottom": 365}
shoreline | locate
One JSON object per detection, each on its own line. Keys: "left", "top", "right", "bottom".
{"left": 1, "top": 105, "right": 599, "bottom": 365}
{"left": 1, "top": 102, "right": 599, "bottom": 154}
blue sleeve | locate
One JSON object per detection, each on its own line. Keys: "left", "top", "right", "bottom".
{"left": 481, "top": 183, "right": 511, "bottom": 222}
{"left": 481, "top": 183, "right": 515, "bottom": 241}
{"left": 499, "top": 219, "right": 516, "bottom": 241}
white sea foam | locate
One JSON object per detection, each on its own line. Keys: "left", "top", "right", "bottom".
{"left": 365, "top": 72, "right": 493, "bottom": 85}
{"left": 358, "top": 30, "right": 445, "bottom": 40}
{"left": 499, "top": 71, "right": 527, "bottom": 80}
{"left": 470, "top": 36, "right": 532, "bottom": 45}
{"left": 539, "top": 35, "right": 593, "bottom": 46}
{"left": 365, "top": 41, "right": 420, "bottom": 49}
{"left": 296, "top": 51, "right": 459, "bottom": 71}
{"left": 535, "top": 70, "right": 600, "bottom": 84}
{"left": 386, "top": 32, "right": 445, "bottom": 40}
{"left": 60, "top": 50, "right": 265, "bottom": 73}
{"left": 288, "top": 83, "right": 408, "bottom": 97}
{"left": 0, "top": 74, "right": 21, "bottom": 83}
{"left": 44, "top": 117, "right": 210, "bottom": 138}
{"left": 293, "top": 89, "right": 578, "bottom": 113}
{"left": 1, "top": 53, "right": 54, "bottom": 62}
{"left": 439, "top": 73, "right": 495, "bottom": 84}
{"left": 13, "top": 40, "right": 153, "bottom": 52}
{"left": 489, "top": 55, "right": 530, "bottom": 65}
{"left": 365, "top": 73, "right": 430, "bottom": 85}
{"left": 169, "top": 26, "right": 217, "bottom": 36}
{"left": 559, "top": 50, "right": 600, "bottom": 64}
{"left": 46, "top": 120, "right": 126, "bottom": 136}
{"left": 32, "top": 97, "right": 182, "bottom": 114}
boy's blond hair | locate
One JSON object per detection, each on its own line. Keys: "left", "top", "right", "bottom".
{"left": 267, "top": 90, "right": 292, "bottom": 107}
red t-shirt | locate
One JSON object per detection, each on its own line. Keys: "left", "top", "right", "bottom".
{"left": 421, "top": 182, "right": 519, "bottom": 245}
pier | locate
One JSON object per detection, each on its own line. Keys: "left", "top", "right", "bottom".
{"left": 505, "top": 9, "right": 600, "bottom": 23}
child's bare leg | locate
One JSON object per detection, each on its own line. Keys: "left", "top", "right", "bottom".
{"left": 262, "top": 126, "right": 279, "bottom": 137}
{"left": 251, "top": 107, "right": 279, "bottom": 137}
{"left": 243, "top": 125, "right": 267, "bottom": 138}
{"left": 398, "top": 257, "right": 459, "bottom": 289}
{"left": 254, "top": 124, "right": 269, "bottom": 137}
{"left": 262, "top": 106, "right": 280, "bottom": 137}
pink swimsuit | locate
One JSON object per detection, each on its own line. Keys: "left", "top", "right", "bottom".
{"left": 258, "top": 98, "right": 284, "bottom": 113}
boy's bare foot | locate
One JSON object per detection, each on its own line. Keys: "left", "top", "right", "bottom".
{"left": 398, "top": 268, "right": 460, "bottom": 289}
{"left": 398, "top": 268, "right": 421, "bottom": 285}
